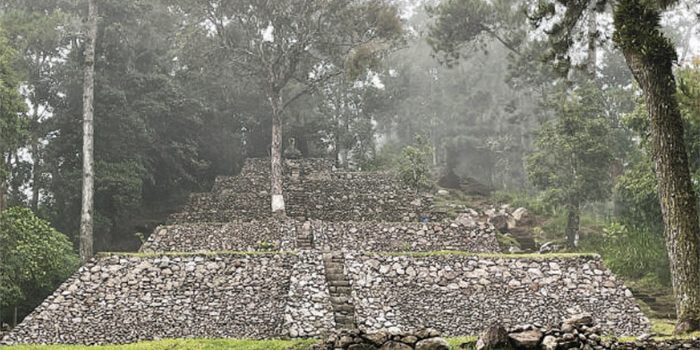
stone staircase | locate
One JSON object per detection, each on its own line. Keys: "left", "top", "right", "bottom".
{"left": 323, "top": 252, "right": 356, "bottom": 330}
{"left": 296, "top": 221, "right": 314, "bottom": 250}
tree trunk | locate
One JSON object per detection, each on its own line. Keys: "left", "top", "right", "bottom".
{"left": 587, "top": 3, "right": 597, "bottom": 77}
{"left": 565, "top": 200, "right": 580, "bottom": 249}
{"left": 0, "top": 153, "right": 6, "bottom": 212}
{"left": 80, "top": 0, "right": 98, "bottom": 264}
{"left": 270, "top": 92, "right": 286, "bottom": 216}
{"left": 615, "top": 0, "right": 700, "bottom": 333}
{"left": 31, "top": 132, "right": 40, "bottom": 211}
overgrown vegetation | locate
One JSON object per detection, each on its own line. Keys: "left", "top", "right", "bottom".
{"left": 0, "top": 207, "right": 79, "bottom": 323}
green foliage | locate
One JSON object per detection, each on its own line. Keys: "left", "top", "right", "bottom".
{"left": 396, "top": 135, "right": 433, "bottom": 192}
{"left": 0, "top": 25, "right": 28, "bottom": 181}
{"left": 0, "top": 207, "right": 79, "bottom": 315}
{"left": 492, "top": 190, "right": 548, "bottom": 215}
{"left": 612, "top": 0, "right": 677, "bottom": 65}
{"left": 580, "top": 222, "right": 669, "bottom": 285}
{"left": 427, "top": 0, "right": 525, "bottom": 66}
{"left": 256, "top": 241, "right": 276, "bottom": 251}
{"left": 614, "top": 158, "right": 663, "bottom": 233}
{"left": 527, "top": 84, "right": 613, "bottom": 207}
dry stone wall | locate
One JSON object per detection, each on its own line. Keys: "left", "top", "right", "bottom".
{"left": 140, "top": 220, "right": 297, "bottom": 252}
{"left": 1, "top": 253, "right": 334, "bottom": 345}
{"left": 3, "top": 157, "right": 651, "bottom": 345}
{"left": 313, "top": 221, "right": 499, "bottom": 253}
{"left": 346, "top": 253, "right": 648, "bottom": 336}
{"left": 172, "top": 158, "right": 446, "bottom": 223}
{"left": 141, "top": 219, "right": 499, "bottom": 253}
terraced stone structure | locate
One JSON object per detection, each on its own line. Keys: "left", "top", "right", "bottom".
{"left": 2, "top": 158, "right": 649, "bottom": 345}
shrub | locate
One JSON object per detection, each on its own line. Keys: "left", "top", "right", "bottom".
{"left": 581, "top": 222, "right": 670, "bottom": 285}
{"left": 0, "top": 207, "right": 79, "bottom": 321}
{"left": 396, "top": 135, "right": 433, "bottom": 192}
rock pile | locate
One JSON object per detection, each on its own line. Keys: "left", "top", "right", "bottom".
{"left": 315, "top": 329, "right": 450, "bottom": 350}
{"left": 475, "top": 314, "right": 601, "bottom": 350}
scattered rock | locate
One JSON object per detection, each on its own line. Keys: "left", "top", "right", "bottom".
{"left": 476, "top": 324, "right": 511, "bottom": 350}
{"left": 508, "top": 329, "right": 542, "bottom": 349}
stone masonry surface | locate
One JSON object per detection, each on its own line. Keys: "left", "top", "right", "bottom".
{"left": 1, "top": 253, "right": 334, "bottom": 345}
{"left": 2, "top": 158, "right": 651, "bottom": 345}
{"left": 346, "top": 253, "right": 649, "bottom": 336}
{"left": 313, "top": 221, "right": 499, "bottom": 253}
{"left": 142, "top": 219, "right": 499, "bottom": 253}
{"left": 170, "top": 158, "right": 446, "bottom": 223}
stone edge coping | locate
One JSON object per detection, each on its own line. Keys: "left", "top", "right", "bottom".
{"left": 97, "top": 250, "right": 599, "bottom": 260}
{"left": 94, "top": 251, "right": 297, "bottom": 259}
{"left": 376, "top": 251, "right": 601, "bottom": 260}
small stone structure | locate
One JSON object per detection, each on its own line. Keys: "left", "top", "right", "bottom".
{"left": 2, "top": 158, "right": 650, "bottom": 345}
{"left": 315, "top": 328, "right": 449, "bottom": 350}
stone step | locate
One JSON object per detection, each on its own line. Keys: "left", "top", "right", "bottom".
{"left": 330, "top": 286, "right": 352, "bottom": 294}
{"left": 329, "top": 280, "right": 350, "bottom": 287}
{"left": 334, "top": 304, "right": 355, "bottom": 313}
{"left": 323, "top": 252, "right": 357, "bottom": 331}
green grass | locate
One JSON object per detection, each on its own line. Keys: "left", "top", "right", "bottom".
{"left": 380, "top": 251, "right": 600, "bottom": 260}
{"left": 1, "top": 339, "right": 317, "bottom": 350}
{"left": 95, "top": 251, "right": 293, "bottom": 259}
{"left": 446, "top": 336, "right": 477, "bottom": 349}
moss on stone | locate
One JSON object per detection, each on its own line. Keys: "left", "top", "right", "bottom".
{"left": 380, "top": 251, "right": 600, "bottom": 260}
{"left": 95, "top": 251, "right": 293, "bottom": 259}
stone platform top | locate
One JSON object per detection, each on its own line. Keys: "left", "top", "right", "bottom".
{"left": 171, "top": 158, "right": 447, "bottom": 223}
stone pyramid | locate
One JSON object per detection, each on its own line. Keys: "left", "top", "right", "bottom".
{"left": 2, "top": 158, "right": 648, "bottom": 345}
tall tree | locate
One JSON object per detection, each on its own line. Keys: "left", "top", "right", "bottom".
{"left": 527, "top": 85, "right": 613, "bottom": 248}
{"left": 613, "top": 0, "right": 700, "bottom": 333}
{"left": 0, "top": 26, "right": 27, "bottom": 212}
{"left": 1, "top": 4, "right": 74, "bottom": 210}
{"left": 526, "top": 0, "right": 700, "bottom": 333}
{"left": 171, "top": 0, "right": 402, "bottom": 215}
{"left": 79, "top": 0, "right": 97, "bottom": 263}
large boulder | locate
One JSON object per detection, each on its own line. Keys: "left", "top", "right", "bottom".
{"left": 488, "top": 214, "right": 510, "bottom": 233}
{"left": 415, "top": 338, "right": 449, "bottom": 350}
{"left": 508, "top": 329, "right": 543, "bottom": 349}
{"left": 476, "top": 324, "right": 512, "bottom": 350}
{"left": 378, "top": 341, "right": 412, "bottom": 350}
{"left": 563, "top": 313, "right": 594, "bottom": 328}
{"left": 511, "top": 208, "right": 531, "bottom": 225}
{"left": 455, "top": 213, "right": 477, "bottom": 227}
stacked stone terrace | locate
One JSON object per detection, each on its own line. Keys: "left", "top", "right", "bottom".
{"left": 2, "top": 158, "right": 649, "bottom": 345}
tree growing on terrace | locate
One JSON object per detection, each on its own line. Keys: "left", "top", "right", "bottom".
{"left": 171, "top": 0, "right": 402, "bottom": 215}
{"left": 527, "top": 85, "right": 613, "bottom": 248}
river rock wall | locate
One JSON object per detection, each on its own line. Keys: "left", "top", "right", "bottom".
{"left": 346, "top": 253, "right": 648, "bottom": 336}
